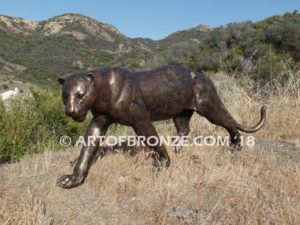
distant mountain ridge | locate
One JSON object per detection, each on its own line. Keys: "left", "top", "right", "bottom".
{"left": 0, "top": 13, "right": 211, "bottom": 86}
{"left": 1, "top": 12, "right": 299, "bottom": 88}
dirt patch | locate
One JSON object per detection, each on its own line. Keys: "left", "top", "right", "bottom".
{"left": 255, "top": 140, "right": 300, "bottom": 166}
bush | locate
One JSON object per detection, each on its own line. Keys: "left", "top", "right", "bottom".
{"left": 0, "top": 90, "right": 89, "bottom": 162}
{"left": 187, "top": 12, "right": 300, "bottom": 88}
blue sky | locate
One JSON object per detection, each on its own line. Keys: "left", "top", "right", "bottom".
{"left": 1, "top": 0, "right": 299, "bottom": 40}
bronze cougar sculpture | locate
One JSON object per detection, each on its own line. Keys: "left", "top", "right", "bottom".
{"left": 57, "top": 65, "right": 266, "bottom": 188}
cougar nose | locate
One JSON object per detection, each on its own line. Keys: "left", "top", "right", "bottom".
{"left": 65, "top": 104, "right": 75, "bottom": 117}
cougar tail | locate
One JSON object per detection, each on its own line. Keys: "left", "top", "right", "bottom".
{"left": 236, "top": 106, "right": 266, "bottom": 133}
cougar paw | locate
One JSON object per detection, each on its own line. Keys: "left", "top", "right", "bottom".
{"left": 229, "top": 142, "right": 242, "bottom": 152}
{"left": 57, "top": 174, "right": 84, "bottom": 189}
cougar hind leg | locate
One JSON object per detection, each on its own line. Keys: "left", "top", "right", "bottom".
{"left": 193, "top": 81, "right": 241, "bottom": 151}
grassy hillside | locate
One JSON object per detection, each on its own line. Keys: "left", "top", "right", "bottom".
{"left": 0, "top": 72, "right": 299, "bottom": 224}
{"left": 1, "top": 12, "right": 299, "bottom": 87}
{"left": 0, "top": 14, "right": 154, "bottom": 86}
{"left": 0, "top": 11, "right": 299, "bottom": 225}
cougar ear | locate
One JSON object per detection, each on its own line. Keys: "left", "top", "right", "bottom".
{"left": 86, "top": 73, "right": 94, "bottom": 83}
{"left": 58, "top": 78, "right": 65, "bottom": 86}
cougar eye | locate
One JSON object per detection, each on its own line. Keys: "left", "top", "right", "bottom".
{"left": 76, "top": 93, "right": 85, "bottom": 99}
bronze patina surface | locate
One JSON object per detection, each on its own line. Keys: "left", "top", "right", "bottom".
{"left": 57, "top": 65, "right": 266, "bottom": 188}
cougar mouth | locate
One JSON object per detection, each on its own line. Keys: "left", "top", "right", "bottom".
{"left": 72, "top": 113, "right": 87, "bottom": 122}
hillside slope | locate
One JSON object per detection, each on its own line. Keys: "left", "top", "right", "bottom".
{"left": 0, "top": 12, "right": 300, "bottom": 88}
{"left": 0, "top": 71, "right": 299, "bottom": 224}
{"left": 0, "top": 13, "right": 212, "bottom": 86}
{"left": 1, "top": 139, "right": 299, "bottom": 225}
{"left": 0, "top": 14, "right": 155, "bottom": 86}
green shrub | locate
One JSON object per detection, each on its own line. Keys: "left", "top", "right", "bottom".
{"left": 0, "top": 90, "right": 89, "bottom": 162}
{"left": 186, "top": 12, "right": 300, "bottom": 88}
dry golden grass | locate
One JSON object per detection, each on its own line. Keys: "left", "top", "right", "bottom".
{"left": 0, "top": 188, "right": 53, "bottom": 225}
{"left": 0, "top": 73, "right": 299, "bottom": 225}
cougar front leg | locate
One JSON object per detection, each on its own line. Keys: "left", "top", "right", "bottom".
{"left": 57, "top": 116, "right": 110, "bottom": 189}
{"left": 173, "top": 110, "right": 194, "bottom": 153}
